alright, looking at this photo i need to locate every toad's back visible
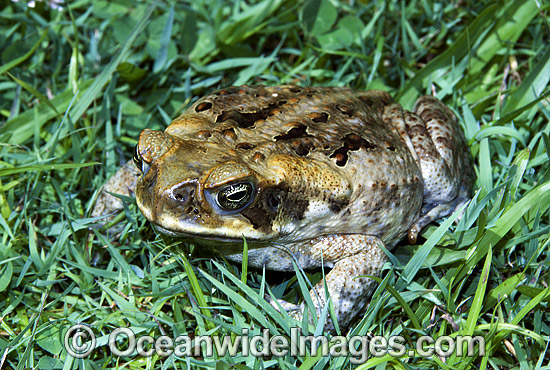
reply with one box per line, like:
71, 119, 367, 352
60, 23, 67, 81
164, 85, 424, 245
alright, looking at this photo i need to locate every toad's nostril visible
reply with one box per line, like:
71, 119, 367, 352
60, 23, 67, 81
174, 193, 186, 202
170, 184, 195, 204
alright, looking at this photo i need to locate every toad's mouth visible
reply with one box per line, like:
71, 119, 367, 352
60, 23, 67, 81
150, 221, 278, 245
151, 223, 279, 255
153, 223, 245, 242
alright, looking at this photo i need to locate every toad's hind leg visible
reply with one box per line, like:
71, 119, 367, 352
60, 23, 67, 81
274, 234, 388, 333
387, 97, 472, 243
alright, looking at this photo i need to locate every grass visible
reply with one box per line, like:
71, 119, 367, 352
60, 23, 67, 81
0, 0, 549, 368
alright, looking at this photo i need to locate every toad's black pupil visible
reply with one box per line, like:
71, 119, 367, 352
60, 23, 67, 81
228, 190, 246, 201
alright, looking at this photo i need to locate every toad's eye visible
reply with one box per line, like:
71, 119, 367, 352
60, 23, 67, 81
215, 182, 254, 212
133, 144, 150, 174
133, 144, 143, 171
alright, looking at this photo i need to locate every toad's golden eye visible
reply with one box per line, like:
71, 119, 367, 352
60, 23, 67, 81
133, 144, 143, 171
216, 182, 254, 211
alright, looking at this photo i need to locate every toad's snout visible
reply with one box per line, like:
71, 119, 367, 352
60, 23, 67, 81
166, 181, 203, 217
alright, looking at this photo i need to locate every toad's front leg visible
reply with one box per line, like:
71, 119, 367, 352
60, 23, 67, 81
276, 234, 388, 332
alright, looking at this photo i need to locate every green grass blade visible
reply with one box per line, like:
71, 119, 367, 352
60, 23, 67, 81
454, 180, 550, 289
509, 286, 550, 327
483, 273, 526, 313
179, 252, 213, 326
450, 246, 492, 364
0, 162, 99, 177
476, 323, 546, 346
396, 4, 497, 104
469, 0, 537, 75
241, 238, 248, 286
6, 72, 58, 115
67, 3, 156, 124
3, 79, 93, 145
199, 263, 279, 333
153, 4, 174, 73
369, 276, 421, 330
395, 202, 466, 290
502, 47, 550, 116
0, 28, 48, 75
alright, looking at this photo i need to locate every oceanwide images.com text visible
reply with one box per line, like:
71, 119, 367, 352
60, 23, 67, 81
65, 325, 486, 363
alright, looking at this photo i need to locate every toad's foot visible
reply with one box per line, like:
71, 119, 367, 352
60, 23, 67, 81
270, 234, 388, 333
91, 160, 140, 220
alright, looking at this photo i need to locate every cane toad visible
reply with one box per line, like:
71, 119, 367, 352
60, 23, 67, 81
93, 85, 473, 332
